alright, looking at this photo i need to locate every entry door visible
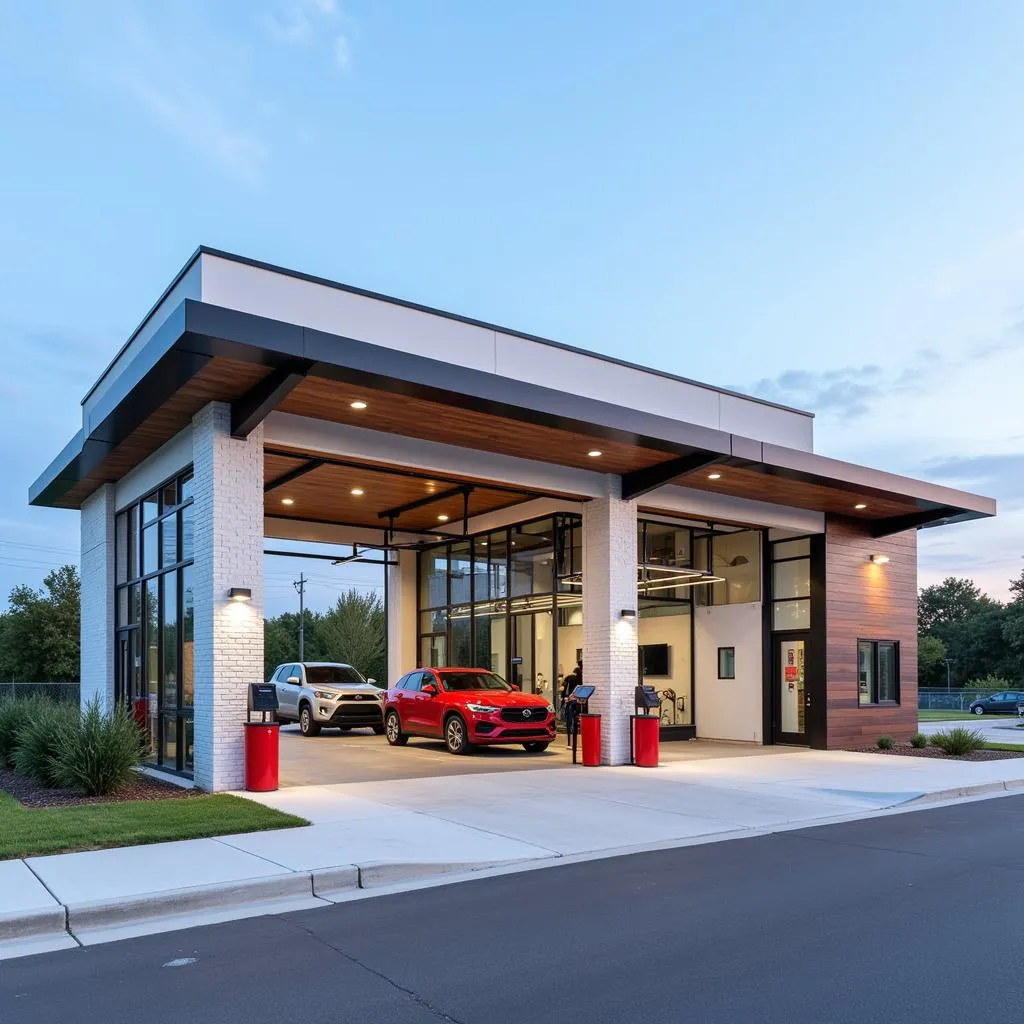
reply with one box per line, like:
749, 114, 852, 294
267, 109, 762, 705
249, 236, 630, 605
774, 635, 809, 744
511, 612, 553, 700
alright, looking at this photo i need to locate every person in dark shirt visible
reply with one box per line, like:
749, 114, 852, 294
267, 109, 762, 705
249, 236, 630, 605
561, 660, 582, 703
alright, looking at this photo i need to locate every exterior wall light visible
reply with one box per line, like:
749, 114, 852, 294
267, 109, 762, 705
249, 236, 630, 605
620, 608, 637, 619
228, 587, 253, 601
869, 554, 890, 565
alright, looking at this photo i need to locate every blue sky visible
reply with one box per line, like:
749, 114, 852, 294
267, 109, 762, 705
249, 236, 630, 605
1, 0, 1022, 615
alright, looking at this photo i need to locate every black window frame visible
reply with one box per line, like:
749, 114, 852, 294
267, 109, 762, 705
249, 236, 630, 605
114, 467, 195, 777
857, 639, 900, 707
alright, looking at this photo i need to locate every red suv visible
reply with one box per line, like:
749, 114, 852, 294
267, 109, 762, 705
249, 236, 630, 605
384, 668, 556, 755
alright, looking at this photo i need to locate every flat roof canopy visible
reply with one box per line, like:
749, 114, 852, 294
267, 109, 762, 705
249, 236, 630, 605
32, 250, 995, 539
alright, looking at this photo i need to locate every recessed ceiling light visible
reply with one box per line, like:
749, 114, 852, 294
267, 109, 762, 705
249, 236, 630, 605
280, 497, 294, 506
351, 488, 364, 496
708, 472, 722, 480
350, 400, 368, 410
437, 514, 449, 522
854, 503, 867, 510
587, 450, 603, 458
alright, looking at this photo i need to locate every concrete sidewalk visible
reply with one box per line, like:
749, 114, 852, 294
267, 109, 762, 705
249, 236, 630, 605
5, 748, 1024, 961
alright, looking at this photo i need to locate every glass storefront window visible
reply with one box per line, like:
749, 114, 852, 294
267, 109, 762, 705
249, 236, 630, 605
773, 537, 810, 560
710, 531, 760, 605
115, 468, 195, 775
181, 566, 194, 708
115, 512, 128, 585
160, 516, 178, 569
162, 572, 178, 707
420, 634, 447, 669
419, 549, 448, 609
510, 521, 554, 597
142, 491, 159, 524
773, 599, 811, 631
181, 505, 194, 561
773, 558, 810, 600
449, 541, 472, 605
142, 522, 158, 575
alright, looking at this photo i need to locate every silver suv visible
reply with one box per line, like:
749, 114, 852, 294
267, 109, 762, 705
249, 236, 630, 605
270, 662, 385, 737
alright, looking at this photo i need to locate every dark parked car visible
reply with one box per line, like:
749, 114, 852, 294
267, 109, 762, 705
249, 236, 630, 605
968, 691, 1024, 715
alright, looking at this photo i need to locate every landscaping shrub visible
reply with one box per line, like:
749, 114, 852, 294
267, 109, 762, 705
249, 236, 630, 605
52, 698, 145, 796
0, 696, 51, 769
12, 700, 79, 786
877, 735, 895, 750
910, 732, 928, 749
930, 726, 986, 757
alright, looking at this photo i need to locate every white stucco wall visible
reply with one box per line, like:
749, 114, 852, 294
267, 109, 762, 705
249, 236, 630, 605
694, 602, 763, 743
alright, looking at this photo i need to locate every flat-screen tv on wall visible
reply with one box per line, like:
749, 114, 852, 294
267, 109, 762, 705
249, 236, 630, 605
641, 643, 670, 677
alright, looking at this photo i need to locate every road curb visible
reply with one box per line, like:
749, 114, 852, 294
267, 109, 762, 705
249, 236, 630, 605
65, 873, 324, 945
902, 778, 1024, 806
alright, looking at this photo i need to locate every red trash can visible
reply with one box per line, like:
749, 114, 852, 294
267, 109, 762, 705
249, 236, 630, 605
580, 714, 601, 766
632, 715, 660, 767
131, 696, 148, 732
244, 722, 280, 792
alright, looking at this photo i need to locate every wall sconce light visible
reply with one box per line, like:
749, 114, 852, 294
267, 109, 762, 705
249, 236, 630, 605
620, 608, 637, 619
868, 554, 890, 565
228, 587, 252, 602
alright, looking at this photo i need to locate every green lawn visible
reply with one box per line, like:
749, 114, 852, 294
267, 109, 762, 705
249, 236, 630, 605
984, 742, 1024, 752
0, 792, 306, 860
918, 709, 982, 721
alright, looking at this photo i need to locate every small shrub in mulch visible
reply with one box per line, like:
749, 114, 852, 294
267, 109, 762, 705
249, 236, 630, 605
849, 744, 1024, 761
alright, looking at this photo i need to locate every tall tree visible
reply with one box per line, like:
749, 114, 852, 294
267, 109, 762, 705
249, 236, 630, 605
317, 590, 386, 684
917, 634, 947, 688
0, 566, 81, 682
918, 577, 995, 633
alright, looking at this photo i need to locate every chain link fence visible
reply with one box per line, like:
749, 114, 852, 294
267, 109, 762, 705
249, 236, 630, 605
0, 682, 80, 704
918, 687, 1009, 711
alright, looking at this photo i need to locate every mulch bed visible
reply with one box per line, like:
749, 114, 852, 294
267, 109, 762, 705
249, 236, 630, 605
849, 745, 1024, 761
0, 767, 201, 808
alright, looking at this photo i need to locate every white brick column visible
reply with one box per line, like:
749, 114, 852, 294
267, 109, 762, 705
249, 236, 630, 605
387, 549, 418, 683
192, 403, 264, 792
80, 483, 116, 712
582, 476, 638, 765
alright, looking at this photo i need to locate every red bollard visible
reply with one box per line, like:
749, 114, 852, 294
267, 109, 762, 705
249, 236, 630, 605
244, 722, 280, 791
632, 715, 660, 767
580, 714, 601, 766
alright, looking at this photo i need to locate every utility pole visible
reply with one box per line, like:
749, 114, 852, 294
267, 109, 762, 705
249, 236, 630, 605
945, 658, 952, 693
294, 574, 306, 661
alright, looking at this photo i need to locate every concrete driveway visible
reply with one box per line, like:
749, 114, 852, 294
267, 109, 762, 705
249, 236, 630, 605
278, 724, 792, 786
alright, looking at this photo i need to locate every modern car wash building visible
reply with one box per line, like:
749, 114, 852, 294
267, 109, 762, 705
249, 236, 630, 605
30, 248, 996, 790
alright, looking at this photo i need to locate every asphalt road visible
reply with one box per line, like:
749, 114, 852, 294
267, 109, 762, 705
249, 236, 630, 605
5, 795, 1024, 1023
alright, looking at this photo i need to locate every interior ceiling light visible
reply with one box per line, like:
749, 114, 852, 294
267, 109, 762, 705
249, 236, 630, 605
708, 472, 722, 480
350, 400, 368, 410
437, 514, 449, 522
587, 450, 603, 458
280, 497, 294, 506
351, 488, 364, 496
854, 503, 867, 510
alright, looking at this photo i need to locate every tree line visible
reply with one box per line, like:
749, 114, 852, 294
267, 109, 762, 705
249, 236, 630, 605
918, 570, 1024, 688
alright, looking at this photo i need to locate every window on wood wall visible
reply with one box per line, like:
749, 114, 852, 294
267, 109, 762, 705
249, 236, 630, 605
858, 640, 899, 705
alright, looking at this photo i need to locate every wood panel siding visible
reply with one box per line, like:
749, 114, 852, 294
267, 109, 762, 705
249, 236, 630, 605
59, 359, 272, 508
696, 466, 921, 520
278, 378, 674, 474
263, 451, 540, 532
824, 517, 918, 747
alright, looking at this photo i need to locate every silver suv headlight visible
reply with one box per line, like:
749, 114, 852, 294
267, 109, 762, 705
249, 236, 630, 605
312, 689, 340, 700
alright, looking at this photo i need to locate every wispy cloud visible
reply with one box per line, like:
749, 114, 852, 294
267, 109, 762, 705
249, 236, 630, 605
263, 0, 353, 71
739, 320, 1024, 421
78, 8, 271, 186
